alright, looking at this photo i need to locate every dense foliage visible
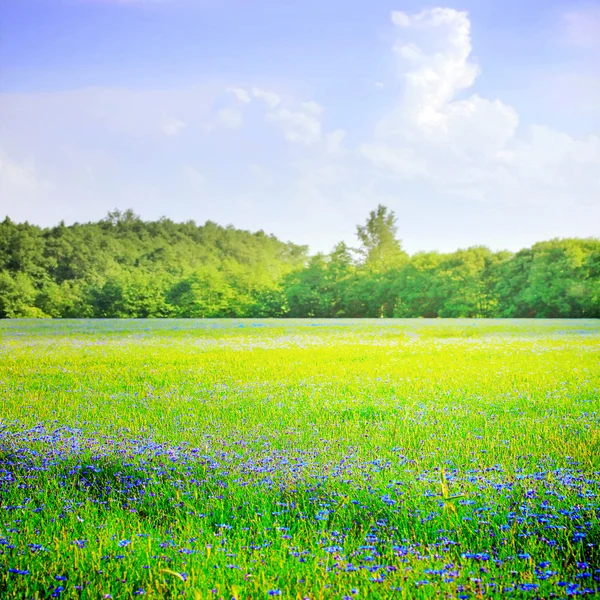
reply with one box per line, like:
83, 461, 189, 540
1, 207, 598, 318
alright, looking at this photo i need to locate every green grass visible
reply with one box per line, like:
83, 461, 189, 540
1, 319, 599, 599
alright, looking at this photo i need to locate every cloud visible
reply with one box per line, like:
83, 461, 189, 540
266, 108, 322, 145
228, 87, 251, 104
162, 118, 186, 136
381, 7, 519, 155
391, 8, 480, 116
357, 7, 599, 209
301, 100, 324, 115
251, 87, 282, 109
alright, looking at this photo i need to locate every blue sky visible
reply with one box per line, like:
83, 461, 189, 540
1, 0, 599, 253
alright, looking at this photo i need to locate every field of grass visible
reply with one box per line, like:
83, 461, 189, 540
1, 319, 599, 599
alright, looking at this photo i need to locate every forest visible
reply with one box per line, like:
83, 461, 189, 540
1, 206, 598, 319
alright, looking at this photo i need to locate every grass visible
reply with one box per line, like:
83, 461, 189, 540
0, 318, 599, 599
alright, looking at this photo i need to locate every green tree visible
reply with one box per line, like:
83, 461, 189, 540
284, 254, 333, 317
431, 247, 506, 318
167, 267, 235, 318
0, 271, 48, 318
0, 209, 598, 319
356, 205, 407, 272
520, 239, 600, 318
394, 252, 445, 317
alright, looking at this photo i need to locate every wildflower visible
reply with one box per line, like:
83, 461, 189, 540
519, 583, 539, 591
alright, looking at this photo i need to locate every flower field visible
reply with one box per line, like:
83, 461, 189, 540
1, 319, 599, 599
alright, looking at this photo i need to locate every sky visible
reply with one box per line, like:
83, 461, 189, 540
1, 0, 599, 254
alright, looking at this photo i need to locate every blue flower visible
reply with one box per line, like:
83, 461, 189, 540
519, 583, 539, 592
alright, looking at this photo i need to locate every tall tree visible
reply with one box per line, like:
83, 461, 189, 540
355, 205, 407, 272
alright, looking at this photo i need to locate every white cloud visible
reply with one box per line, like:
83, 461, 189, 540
162, 118, 186, 136
200, 106, 244, 131
228, 87, 251, 104
301, 100, 324, 115
383, 7, 520, 154
251, 87, 282, 109
359, 7, 599, 209
266, 108, 322, 145
392, 8, 479, 112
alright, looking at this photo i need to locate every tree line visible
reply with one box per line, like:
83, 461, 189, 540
1, 206, 598, 319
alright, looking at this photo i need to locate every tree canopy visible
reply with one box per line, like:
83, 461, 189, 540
0, 209, 598, 318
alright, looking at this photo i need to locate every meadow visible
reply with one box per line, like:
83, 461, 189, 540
1, 319, 599, 599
